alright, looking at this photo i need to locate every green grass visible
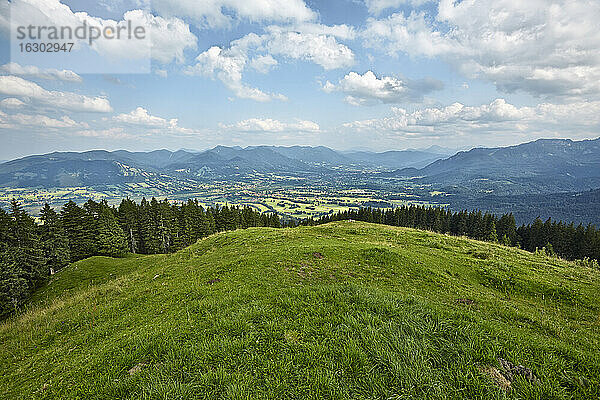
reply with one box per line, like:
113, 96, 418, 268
1, 222, 599, 399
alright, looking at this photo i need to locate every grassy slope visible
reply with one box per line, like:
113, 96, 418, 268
1, 222, 599, 399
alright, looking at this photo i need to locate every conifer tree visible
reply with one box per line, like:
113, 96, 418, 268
0, 209, 29, 317
39, 204, 70, 274
9, 200, 46, 287
0, 253, 28, 318
97, 207, 128, 257
117, 198, 141, 254
61, 201, 96, 261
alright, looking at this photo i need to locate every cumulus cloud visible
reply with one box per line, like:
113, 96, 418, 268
113, 107, 195, 134
186, 28, 354, 101
6, 0, 196, 64
0, 63, 82, 83
0, 76, 112, 112
220, 118, 320, 133
250, 55, 278, 74
0, 108, 88, 129
265, 31, 355, 70
343, 99, 600, 136
123, 9, 197, 64
323, 70, 442, 105
362, 0, 600, 99
186, 45, 286, 102
152, 0, 316, 28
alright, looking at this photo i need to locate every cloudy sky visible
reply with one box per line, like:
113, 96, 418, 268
1, 0, 599, 160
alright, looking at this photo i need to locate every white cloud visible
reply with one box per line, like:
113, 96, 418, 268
114, 107, 175, 127
113, 107, 195, 134
0, 98, 26, 109
186, 28, 354, 101
266, 31, 355, 70
343, 99, 600, 136
0, 63, 82, 83
9, 113, 88, 129
220, 118, 320, 133
154, 69, 168, 78
186, 45, 286, 102
0, 76, 112, 113
362, 0, 600, 99
0, 108, 88, 129
124, 9, 197, 64
152, 0, 316, 28
362, 12, 461, 58
250, 55, 278, 73
5, 1, 196, 65
323, 70, 442, 105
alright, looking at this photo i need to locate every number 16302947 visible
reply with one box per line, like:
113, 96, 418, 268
19, 42, 74, 52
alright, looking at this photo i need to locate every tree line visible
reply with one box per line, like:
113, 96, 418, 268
3, 200, 598, 318
0, 198, 280, 318
303, 206, 600, 263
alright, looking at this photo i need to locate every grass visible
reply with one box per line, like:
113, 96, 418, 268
1, 222, 599, 399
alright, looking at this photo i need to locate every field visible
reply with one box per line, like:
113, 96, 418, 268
1, 222, 598, 399
0, 174, 445, 220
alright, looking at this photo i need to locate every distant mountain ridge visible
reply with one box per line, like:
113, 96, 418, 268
1, 138, 599, 195
395, 137, 600, 194
0, 145, 448, 187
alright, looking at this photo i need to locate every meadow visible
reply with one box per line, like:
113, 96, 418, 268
1, 222, 598, 399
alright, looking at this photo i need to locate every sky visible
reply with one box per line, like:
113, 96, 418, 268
0, 0, 600, 160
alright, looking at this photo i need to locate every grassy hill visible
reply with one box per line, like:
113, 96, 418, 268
1, 222, 599, 399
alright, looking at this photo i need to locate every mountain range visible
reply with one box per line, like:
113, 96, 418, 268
395, 137, 600, 194
0, 145, 448, 187
1, 138, 599, 196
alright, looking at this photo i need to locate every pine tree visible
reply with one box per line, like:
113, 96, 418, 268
0, 253, 29, 318
0, 209, 29, 317
61, 201, 96, 261
9, 200, 46, 287
97, 207, 128, 257
117, 198, 141, 254
39, 204, 70, 274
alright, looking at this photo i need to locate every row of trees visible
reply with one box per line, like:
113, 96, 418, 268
0, 198, 280, 318
305, 206, 600, 262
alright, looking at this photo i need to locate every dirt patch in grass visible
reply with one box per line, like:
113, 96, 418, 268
479, 365, 512, 391
128, 362, 147, 376
479, 358, 538, 391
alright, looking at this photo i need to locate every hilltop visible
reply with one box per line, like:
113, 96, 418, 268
1, 222, 599, 399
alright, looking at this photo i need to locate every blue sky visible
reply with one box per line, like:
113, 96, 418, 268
1, 0, 599, 160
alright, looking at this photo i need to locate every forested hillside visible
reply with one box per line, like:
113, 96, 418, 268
0, 199, 279, 318
396, 137, 600, 195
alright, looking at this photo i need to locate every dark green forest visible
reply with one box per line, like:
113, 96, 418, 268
305, 206, 600, 265
0, 198, 280, 318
